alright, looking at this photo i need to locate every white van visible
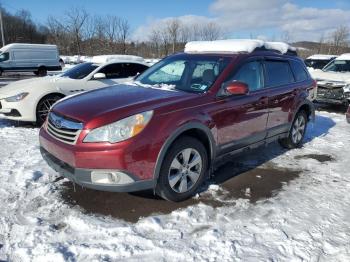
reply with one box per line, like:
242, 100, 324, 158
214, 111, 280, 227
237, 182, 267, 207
0, 43, 61, 76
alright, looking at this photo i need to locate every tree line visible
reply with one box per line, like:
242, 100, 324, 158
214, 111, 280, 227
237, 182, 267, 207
1, 5, 349, 58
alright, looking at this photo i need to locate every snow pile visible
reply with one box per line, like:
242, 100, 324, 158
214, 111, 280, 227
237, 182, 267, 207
265, 41, 296, 53
126, 80, 177, 91
91, 55, 145, 64
307, 54, 338, 60
185, 39, 296, 54
0, 111, 350, 261
145, 58, 161, 66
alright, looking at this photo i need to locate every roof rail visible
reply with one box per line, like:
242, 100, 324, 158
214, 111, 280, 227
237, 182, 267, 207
253, 46, 298, 56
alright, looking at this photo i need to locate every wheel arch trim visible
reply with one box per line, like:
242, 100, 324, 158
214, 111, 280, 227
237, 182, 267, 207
152, 122, 216, 188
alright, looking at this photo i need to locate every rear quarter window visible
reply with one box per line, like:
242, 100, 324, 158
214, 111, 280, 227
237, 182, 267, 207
264, 60, 294, 87
290, 60, 309, 82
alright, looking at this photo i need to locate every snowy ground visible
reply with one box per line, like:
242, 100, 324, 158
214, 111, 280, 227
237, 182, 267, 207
0, 109, 349, 261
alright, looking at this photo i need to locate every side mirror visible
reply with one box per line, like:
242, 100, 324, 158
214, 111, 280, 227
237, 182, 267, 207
223, 81, 249, 96
92, 73, 106, 80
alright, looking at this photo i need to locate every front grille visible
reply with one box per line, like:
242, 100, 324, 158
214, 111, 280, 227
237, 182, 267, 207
47, 112, 83, 145
317, 86, 344, 100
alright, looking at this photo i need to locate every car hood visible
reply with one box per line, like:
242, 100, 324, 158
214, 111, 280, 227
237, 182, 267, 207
310, 70, 350, 84
0, 75, 75, 97
52, 83, 194, 128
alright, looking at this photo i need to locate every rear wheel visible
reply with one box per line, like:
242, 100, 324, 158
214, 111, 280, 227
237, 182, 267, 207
36, 94, 63, 126
156, 136, 208, 202
37, 67, 47, 77
279, 110, 308, 149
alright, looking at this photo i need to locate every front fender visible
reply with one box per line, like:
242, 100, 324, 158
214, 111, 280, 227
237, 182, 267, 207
151, 116, 217, 186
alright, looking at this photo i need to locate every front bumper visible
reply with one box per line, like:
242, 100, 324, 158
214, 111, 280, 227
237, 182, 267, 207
41, 147, 154, 192
316, 86, 350, 105
0, 99, 36, 122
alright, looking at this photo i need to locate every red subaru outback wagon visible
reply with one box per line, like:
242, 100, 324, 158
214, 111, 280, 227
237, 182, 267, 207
40, 40, 315, 201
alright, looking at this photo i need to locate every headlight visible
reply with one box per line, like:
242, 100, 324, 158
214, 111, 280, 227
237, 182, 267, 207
83, 110, 153, 143
5, 92, 29, 102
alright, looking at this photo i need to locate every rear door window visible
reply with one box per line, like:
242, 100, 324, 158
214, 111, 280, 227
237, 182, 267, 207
264, 60, 295, 87
290, 60, 309, 82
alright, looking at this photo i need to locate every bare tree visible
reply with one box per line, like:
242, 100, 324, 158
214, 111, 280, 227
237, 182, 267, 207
64, 8, 88, 55
200, 22, 222, 41
281, 31, 292, 43
166, 18, 181, 53
330, 26, 350, 54
149, 28, 162, 57
117, 18, 130, 54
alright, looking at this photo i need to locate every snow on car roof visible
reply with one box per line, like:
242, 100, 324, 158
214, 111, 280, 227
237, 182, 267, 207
307, 54, 338, 60
91, 55, 145, 64
184, 39, 296, 54
335, 53, 350, 61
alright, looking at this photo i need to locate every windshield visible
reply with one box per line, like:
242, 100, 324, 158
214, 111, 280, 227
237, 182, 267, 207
61, 62, 99, 79
136, 54, 231, 93
323, 60, 350, 72
0, 52, 9, 62
305, 59, 332, 70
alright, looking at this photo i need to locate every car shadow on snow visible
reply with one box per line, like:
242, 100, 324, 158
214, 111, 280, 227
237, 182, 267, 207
58, 113, 335, 223
0, 119, 37, 128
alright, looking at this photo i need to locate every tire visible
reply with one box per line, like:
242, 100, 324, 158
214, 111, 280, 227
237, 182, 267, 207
37, 67, 47, 77
279, 110, 308, 149
34, 71, 39, 76
156, 136, 208, 202
36, 94, 64, 126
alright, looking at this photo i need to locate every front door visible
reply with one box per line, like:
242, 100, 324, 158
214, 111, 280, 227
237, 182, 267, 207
85, 63, 125, 90
212, 60, 269, 154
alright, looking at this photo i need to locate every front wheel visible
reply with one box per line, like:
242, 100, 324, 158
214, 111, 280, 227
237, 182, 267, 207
156, 136, 208, 202
36, 95, 63, 126
279, 110, 308, 149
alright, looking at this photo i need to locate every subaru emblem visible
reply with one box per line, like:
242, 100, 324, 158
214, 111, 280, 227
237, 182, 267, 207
54, 119, 62, 128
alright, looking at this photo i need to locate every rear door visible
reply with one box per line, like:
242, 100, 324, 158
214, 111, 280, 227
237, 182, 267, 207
263, 58, 297, 137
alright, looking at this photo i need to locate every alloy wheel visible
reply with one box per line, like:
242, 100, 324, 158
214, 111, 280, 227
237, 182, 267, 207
168, 148, 203, 193
291, 114, 306, 144
37, 98, 59, 123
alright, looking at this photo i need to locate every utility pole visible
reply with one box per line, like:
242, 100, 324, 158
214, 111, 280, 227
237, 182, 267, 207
0, 9, 5, 47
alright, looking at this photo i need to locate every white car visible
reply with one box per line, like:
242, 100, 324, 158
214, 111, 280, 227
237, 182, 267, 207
0, 58, 149, 124
309, 53, 350, 106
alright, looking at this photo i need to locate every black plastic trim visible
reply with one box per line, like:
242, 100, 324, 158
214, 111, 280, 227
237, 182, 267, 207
152, 122, 216, 185
40, 147, 154, 192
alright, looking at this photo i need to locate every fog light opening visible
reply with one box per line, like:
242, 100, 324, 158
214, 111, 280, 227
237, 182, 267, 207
108, 172, 120, 183
91, 171, 121, 185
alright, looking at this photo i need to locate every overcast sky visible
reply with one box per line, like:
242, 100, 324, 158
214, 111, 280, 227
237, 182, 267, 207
2, 0, 350, 42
